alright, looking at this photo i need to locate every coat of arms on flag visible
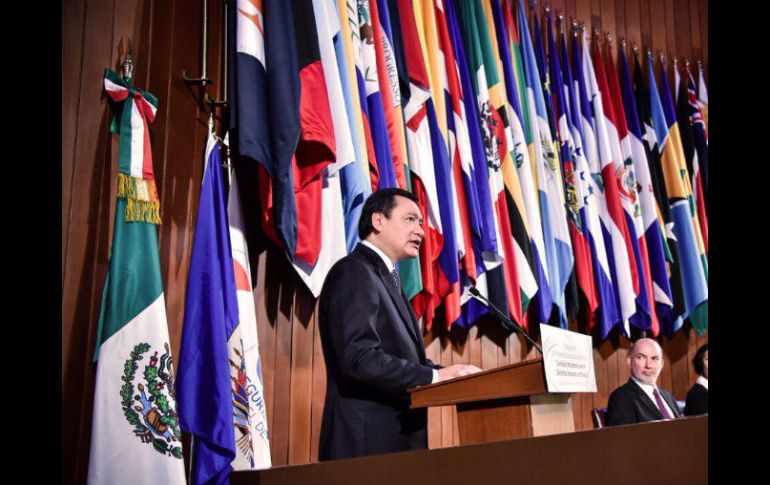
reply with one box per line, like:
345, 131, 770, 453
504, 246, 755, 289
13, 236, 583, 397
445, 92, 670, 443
120, 342, 183, 458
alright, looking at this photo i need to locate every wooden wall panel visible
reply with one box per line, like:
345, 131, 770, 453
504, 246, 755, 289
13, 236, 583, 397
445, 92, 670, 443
624, 0, 641, 48
310, 302, 327, 463
63, 1, 709, 481
688, 0, 701, 62
639, 0, 652, 52
61, 0, 86, 285
158, 0, 207, 362
698, 0, 707, 75
673, 0, 691, 62
649, 0, 667, 55
663, 0, 676, 61
288, 285, 317, 464
440, 329, 456, 447
270, 262, 298, 465
425, 324, 442, 449
601, 0, 617, 41
62, 0, 118, 482
576, 0, 591, 31
614, 0, 625, 44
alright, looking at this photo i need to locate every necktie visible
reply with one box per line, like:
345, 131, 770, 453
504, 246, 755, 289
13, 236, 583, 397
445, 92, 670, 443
389, 268, 401, 290
653, 388, 673, 419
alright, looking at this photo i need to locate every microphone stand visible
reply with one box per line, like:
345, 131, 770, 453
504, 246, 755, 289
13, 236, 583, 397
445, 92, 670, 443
469, 287, 543, 355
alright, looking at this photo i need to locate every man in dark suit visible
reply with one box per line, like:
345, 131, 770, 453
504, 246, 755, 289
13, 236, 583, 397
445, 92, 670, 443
318, 188, 481, 461
685, 343, 708, 415
606, 338, 682, 426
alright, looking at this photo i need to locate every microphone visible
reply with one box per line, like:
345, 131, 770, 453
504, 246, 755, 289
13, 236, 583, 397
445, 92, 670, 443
468, 287, 543, 355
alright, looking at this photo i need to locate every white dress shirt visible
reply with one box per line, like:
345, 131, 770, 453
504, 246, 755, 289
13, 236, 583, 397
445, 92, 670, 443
631, 376, 676, 417
696, 375, 708, 390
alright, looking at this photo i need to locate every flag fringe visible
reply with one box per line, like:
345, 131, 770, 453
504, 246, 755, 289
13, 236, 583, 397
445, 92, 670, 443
117, 173, 162, 224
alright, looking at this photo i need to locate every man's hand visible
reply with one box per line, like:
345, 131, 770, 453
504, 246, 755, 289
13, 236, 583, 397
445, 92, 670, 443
436, 364, 483, 382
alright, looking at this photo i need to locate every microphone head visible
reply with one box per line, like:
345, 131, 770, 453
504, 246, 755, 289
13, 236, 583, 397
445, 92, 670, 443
469, 287, 481, 297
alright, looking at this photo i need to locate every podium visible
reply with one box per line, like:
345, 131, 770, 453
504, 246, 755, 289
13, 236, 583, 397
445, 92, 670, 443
408, 358, 574, 445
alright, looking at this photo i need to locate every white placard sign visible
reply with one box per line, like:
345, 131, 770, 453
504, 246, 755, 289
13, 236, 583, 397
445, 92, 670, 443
539, 324, 597, 393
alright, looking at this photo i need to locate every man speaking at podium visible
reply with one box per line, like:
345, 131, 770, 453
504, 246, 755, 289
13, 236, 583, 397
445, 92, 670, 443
318, 189, 480, 461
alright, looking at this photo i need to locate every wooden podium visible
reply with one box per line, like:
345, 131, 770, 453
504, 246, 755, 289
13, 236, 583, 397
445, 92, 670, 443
409, 358, 574, 445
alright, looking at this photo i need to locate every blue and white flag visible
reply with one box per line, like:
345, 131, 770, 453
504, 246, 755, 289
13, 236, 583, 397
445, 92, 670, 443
177, 136, 238, 485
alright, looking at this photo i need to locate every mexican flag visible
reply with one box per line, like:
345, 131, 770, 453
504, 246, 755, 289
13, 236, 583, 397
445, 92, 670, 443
87, 69, 186, 485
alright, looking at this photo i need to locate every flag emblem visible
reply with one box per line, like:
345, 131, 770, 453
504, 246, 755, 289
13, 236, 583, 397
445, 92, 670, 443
229, 343, 256, 466
120, 343, 183, 459
540, 136, 558, 172
480, 100, 505, 170
616, 163, 639, 212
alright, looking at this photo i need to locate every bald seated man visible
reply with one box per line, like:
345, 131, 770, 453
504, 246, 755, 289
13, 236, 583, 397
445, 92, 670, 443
605, 338, 682, 426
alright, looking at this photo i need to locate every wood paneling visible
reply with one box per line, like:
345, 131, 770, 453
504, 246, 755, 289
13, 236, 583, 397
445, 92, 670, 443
61, 0, 86, 286
62, 0, 118, 482
62, 1, 708, 481
698, 0, 707, 75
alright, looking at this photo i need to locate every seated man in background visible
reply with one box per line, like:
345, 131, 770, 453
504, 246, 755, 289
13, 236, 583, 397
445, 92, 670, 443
685, 343, 708, 415
606, 338, 682, 426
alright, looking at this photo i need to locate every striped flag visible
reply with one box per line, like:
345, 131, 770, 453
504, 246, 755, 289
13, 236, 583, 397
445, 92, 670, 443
234, 0, 301, 261
372, 0, 409, 189
330, 0, 374, 253
434, 0, 480, 307
618, 46, 675, 337
415, 0, 465, 327
399, 0, 445, 326
569, 26, 620, 337
601, 41, 656, 334
288, 0, 336, 268
677, 65, 709, 256
633, 52, 686, 336
546, 13, 598, 325
579, 30, 635, 337
697, 62, 708, 212
287, 0, 352, 297
385, 0, 424, 301
484, 0, 541, 327
358, 0, 399, 190
517, 0, 574, 328
445, 0, 500, 326
456, 0, 519, 323
652, 55, 708, 335
474, 0, 539, 327
503, 0, 554, 327
698, 63, 709, 134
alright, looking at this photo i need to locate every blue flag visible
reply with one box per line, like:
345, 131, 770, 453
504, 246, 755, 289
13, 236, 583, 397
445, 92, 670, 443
178, 137, 239, 485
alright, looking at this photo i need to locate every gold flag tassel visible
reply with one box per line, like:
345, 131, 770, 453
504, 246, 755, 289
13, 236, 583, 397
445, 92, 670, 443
116, 172, 162, 225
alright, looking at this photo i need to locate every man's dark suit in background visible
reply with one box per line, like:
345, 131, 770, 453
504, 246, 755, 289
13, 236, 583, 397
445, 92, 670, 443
684, 383, 708, 416
606, 378, 683, 426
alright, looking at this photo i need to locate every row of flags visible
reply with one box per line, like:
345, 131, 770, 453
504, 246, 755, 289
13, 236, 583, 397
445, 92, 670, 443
88, 1, 710, 483
229, 0, 708, 340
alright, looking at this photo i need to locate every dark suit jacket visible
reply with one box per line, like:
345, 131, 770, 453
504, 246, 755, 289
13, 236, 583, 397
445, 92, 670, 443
684, 382, 708, 416
318, 244, 440, 461
605, 378, 682, 426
